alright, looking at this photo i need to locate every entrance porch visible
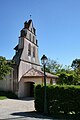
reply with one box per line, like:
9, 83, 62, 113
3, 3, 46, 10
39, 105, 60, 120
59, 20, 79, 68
18, 67, 58, 98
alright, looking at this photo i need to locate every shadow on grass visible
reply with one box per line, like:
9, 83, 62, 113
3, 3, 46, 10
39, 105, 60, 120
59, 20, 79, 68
11, 111, 80, 120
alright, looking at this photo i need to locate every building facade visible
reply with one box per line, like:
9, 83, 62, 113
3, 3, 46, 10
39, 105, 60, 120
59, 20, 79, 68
0, 19, 58, 98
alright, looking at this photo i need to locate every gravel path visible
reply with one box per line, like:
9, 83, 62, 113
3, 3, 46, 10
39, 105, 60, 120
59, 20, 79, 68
0, 98, 55, 120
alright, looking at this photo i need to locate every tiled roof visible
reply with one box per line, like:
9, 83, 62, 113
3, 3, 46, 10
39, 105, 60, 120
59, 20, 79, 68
23, 67, 58, 78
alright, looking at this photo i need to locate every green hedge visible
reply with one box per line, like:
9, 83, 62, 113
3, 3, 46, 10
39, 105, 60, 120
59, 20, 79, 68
34, 84, 80, 114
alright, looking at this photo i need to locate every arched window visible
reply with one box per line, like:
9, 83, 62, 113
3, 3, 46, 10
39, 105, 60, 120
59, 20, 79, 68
28, 44, 31, 56
33, 46, 35, 57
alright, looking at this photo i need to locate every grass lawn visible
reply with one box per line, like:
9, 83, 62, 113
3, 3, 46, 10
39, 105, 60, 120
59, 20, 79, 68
0, 96, 7, 100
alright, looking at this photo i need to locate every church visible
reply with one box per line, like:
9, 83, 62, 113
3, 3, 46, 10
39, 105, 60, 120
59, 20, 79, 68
0, 19, 58, 98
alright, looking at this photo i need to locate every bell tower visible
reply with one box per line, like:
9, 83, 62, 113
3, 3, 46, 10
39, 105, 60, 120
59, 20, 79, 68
13, 19, 41, 81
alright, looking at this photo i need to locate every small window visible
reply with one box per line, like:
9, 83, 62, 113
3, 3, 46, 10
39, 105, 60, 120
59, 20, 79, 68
29, 33, 31, 41
33, 36, 35, 43
36, 39, 38, 45
28, 44, 31, 56
31, 28, 32, 32
33, 46, 35, 57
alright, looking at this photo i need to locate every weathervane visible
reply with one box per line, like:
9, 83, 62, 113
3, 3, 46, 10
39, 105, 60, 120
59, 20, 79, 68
30, 15, 32, 19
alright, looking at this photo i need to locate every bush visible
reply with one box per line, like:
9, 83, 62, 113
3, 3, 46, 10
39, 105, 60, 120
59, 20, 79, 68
34, 84, 44, 112
0, 91, 18, 99
34, 84, 80, 114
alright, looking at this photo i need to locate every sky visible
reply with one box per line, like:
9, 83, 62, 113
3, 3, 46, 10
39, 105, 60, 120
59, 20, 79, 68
0, 0, 80, 66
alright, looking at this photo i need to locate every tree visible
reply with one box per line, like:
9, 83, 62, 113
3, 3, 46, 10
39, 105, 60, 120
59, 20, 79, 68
71, 58, 80, 73
57, 72, 76, 85
42, 58, 78, 85
71, 59, 80, 84
0, 56, 11, 80
41, 58, 80, 85
42, 58, 62, 74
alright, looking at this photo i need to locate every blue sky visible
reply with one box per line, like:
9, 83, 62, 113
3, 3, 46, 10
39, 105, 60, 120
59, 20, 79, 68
0, 0, 80, 66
